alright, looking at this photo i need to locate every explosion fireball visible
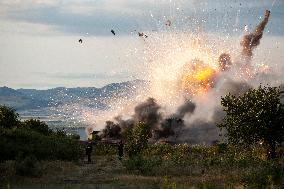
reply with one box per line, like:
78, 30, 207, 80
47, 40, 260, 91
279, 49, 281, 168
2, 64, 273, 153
77, 7, 280, 144
180, 59, 217, 96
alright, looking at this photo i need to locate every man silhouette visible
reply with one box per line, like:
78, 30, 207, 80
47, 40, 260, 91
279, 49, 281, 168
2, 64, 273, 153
85, 140, 93, 163
118, 140, 124, 160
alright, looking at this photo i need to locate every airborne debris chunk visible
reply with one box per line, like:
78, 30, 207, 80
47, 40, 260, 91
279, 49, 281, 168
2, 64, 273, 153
138, 32, 148, 38
111, 29, 116, 35
78, 39, 83, 43
241, 10, 270, 58
165, 20, 172, 26
218, 53, 232, 71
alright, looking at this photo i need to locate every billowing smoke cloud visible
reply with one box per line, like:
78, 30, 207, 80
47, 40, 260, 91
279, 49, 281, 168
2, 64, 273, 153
98, 10, 276, 145
101, 121, 121, 138
85, 125, 93, 139
154, 100, 196, 140
177, 10, 271, 144
174, 100, 196, 118
133, 98, 162, 128
218, 79, 252, 96
241, 10, 270, 59
101, 98, 162, 139
178, 120, 220, 145
101, 98, 197, 141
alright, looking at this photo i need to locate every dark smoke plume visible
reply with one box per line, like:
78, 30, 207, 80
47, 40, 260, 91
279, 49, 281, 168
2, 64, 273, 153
100, 10, 274, 144
153, 100, 195, 139
174, 100, 196, 118
101, 98, 162, 139
101, 121, 121, 138
101, 98, 197, 140
178, 120, 220, 145
241, 10, 270, 58
219, 79, 252, 96
133, 98, 162, 128
155, 118, 185, 139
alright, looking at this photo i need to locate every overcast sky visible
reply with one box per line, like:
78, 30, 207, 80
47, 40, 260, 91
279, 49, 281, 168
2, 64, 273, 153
0, 0, 283, 89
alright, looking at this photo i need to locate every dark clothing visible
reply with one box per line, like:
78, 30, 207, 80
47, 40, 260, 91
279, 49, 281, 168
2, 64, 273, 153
118, 143, 124, 160
85, 142, 93, 163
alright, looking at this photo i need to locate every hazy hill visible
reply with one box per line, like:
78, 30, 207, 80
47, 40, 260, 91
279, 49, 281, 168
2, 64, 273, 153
0, 80, 147, 111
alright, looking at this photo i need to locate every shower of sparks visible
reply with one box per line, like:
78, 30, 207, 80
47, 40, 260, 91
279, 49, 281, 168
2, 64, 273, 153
50, 1, 277, 133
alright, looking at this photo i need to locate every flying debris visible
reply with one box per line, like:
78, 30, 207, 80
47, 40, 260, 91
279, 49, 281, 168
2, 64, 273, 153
78, 39, 83, 43
244, 25, 249, 32
165, 20, 172, 26
111, 29, 116, 35
218, 53, 232, 71
138, 32, 148, 38
93, 8, 276, 145
241, 10, 270, 58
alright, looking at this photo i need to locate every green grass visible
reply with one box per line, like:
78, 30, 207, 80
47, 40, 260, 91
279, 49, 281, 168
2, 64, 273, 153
1, 145, 284, 189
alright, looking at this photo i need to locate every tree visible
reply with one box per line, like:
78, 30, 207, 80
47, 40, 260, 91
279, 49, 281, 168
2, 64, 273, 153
23, 119, 52, 136
125, 122, 151, 157
0, 105, 20, 129
217, 85, 284, 159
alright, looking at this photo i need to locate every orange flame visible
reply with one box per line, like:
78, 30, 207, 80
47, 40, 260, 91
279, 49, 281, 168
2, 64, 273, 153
180, 60, 218, 96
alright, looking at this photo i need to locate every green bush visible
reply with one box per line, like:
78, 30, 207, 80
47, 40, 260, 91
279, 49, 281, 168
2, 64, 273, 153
15, 155, 42, 177
123, 155, 162, 174
22, 119, 53, 136
243, 162, 284, 188
0, 105, 20, 129
0, 128, 83, 161
125, 122, 151, 157
0, 106, 84, 162
92, 143, 117, 156
160, 176, 177, 189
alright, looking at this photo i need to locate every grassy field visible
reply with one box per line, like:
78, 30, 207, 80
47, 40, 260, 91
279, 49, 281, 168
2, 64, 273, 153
0, 144, 284, 189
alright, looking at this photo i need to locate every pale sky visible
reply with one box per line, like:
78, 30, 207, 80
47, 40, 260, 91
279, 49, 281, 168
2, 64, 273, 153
0, 0, 283, 89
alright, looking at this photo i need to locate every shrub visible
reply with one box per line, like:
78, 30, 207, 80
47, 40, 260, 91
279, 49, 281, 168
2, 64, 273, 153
243, 162, 284, 188
0, 105, 20, 129
125, 122, 151, 157
0, 128, 83, 161
218, 85, 284, 159
15, 155, 42, 177
92, 143, 117, 156
22, 119, 52, 136
123, 155, 162, 174
160, 176, 177, 189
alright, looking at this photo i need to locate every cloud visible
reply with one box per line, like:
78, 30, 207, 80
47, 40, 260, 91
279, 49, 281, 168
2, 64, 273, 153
33, 71, 134, 80
0, 0, 283, 36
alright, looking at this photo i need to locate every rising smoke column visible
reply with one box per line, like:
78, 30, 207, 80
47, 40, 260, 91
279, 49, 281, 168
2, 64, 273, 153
101, 98, 162, 139
174, 100, 196, 119
241, 10, 270, 59
101, 98, 197, 141
154, 100, 196, 140
99, 9, 275, 144
133, 98, 162, 128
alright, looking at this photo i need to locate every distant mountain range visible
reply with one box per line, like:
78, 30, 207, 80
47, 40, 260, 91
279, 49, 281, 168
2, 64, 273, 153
0, 80, 148, 111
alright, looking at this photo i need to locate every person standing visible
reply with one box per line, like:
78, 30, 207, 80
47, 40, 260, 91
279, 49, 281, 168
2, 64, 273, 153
118, 140, 124, 160
85, 141, 93, 163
